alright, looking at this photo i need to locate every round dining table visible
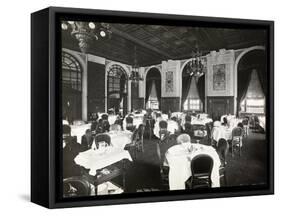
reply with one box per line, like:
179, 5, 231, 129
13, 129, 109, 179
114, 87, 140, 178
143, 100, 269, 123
104, 130, 132, 149
153, 120, 180, 138
165, 143, 221, 190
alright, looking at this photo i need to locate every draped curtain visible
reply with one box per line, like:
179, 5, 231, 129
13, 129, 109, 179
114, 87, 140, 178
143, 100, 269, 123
120, 75, 126, 103
256, 67, 267, 95
237, 69, 252, 116
155, 79, 161, 108
182, 76, 192, 110
145, 79, 153, 105
196, 75, 205, 111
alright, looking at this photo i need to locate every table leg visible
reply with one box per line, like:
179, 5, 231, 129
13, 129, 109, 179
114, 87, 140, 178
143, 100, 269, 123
122, 159, 126, 192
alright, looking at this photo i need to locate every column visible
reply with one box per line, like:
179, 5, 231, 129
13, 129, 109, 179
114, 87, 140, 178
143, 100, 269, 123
82, 55, 88, 121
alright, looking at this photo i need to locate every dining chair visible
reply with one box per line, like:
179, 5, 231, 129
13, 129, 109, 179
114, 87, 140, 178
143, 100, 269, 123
217, 138, 228, 186
231, 127, 244, 157
156, 134, 177, 189
192, 124, 207, 140
188, 154, 214, 189
126, 124, 146, 160
205, 122, 213, 145
95, 133, 111, 149
125, 116, 136, 132
63, 124, 71, 139
63, 176, 91, 198
159, 120, 169, 140
144, 115, 154, 139
242, 118, 249, 137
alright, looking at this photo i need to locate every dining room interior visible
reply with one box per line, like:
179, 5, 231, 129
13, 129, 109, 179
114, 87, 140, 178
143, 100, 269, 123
61, 21, 268, 197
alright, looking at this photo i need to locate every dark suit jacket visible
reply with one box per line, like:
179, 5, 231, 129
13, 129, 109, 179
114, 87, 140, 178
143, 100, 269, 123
81, 135, 94, 151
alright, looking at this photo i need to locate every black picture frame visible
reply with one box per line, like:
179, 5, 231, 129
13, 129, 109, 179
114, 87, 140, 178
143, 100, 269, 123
31, 6, 274, 208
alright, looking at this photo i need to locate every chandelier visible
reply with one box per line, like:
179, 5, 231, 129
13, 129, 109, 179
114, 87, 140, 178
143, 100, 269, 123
186, 43, 205, 78
129, 46, 143, 83
61, 21, 112, 53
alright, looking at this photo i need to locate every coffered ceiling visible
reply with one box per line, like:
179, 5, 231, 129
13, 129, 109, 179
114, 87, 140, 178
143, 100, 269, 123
62, 23, 266, 67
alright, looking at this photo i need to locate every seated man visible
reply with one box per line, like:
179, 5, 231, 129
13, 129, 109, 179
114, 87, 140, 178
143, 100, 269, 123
95, 119, 104, 134
102, 119, 110, 132
90, 113, 99, 134
176, 133, 192, 151
159, 120, 170, 140
81, 129, 94, 151
157, 133, 178, 166
63, 136, 89, 178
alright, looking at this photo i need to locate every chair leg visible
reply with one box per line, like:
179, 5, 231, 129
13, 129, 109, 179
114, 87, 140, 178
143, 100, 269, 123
231, 141, 234, 157
239, 141, 242, 157
224, 170, 227, 186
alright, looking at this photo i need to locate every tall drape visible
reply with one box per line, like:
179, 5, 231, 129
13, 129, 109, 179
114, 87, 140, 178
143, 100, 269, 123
155, 79, 161, 108
237, 69, 252, 116
120, 75, 126, 103
256, 67, 267, 95
145, 80, 153, 104
182, 76, 192, 110
196, 75, 205, 112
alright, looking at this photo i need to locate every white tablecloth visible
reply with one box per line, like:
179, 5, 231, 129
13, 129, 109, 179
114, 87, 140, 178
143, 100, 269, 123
153, 120, 180, 138
191, 117, 213, 125
105, 131, 132, 149
212, 126, 232, 142
165, 143, 221, 190
74, 147, 132, 176
108, 115, 118, 125
258, 116, 266, 131
70, 123, 91, 143
171, 112, 183, 119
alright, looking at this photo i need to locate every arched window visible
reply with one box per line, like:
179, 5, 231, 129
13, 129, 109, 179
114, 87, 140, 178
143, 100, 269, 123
107, 64, 128, 115
237, 49, 266, 115
240, 69, 265, 114
62, 51, 82, 91
107, 64, 127, 96
145, 68, 161, 110
183, 77, 203, 111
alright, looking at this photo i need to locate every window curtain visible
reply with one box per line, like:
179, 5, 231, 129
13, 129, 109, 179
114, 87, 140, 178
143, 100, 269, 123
196, 75, 205, 111
155, 79, 161, 108
256, 67, 267, 95
120, 75, 126, 104
182, 76, 192, 110
237, 69, 252, 116
145, 79, 153, 105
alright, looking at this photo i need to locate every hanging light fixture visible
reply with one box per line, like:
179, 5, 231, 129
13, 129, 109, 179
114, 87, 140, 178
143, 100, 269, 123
129, 46, 143, 84
61, 21, 112, 53
186, 42, 205, 78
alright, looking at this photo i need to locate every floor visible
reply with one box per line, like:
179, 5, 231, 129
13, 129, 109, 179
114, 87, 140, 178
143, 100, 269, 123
113, 129, 268, 192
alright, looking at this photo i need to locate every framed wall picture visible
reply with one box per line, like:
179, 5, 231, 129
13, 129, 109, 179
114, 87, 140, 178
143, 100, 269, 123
31, 7, 274, 208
